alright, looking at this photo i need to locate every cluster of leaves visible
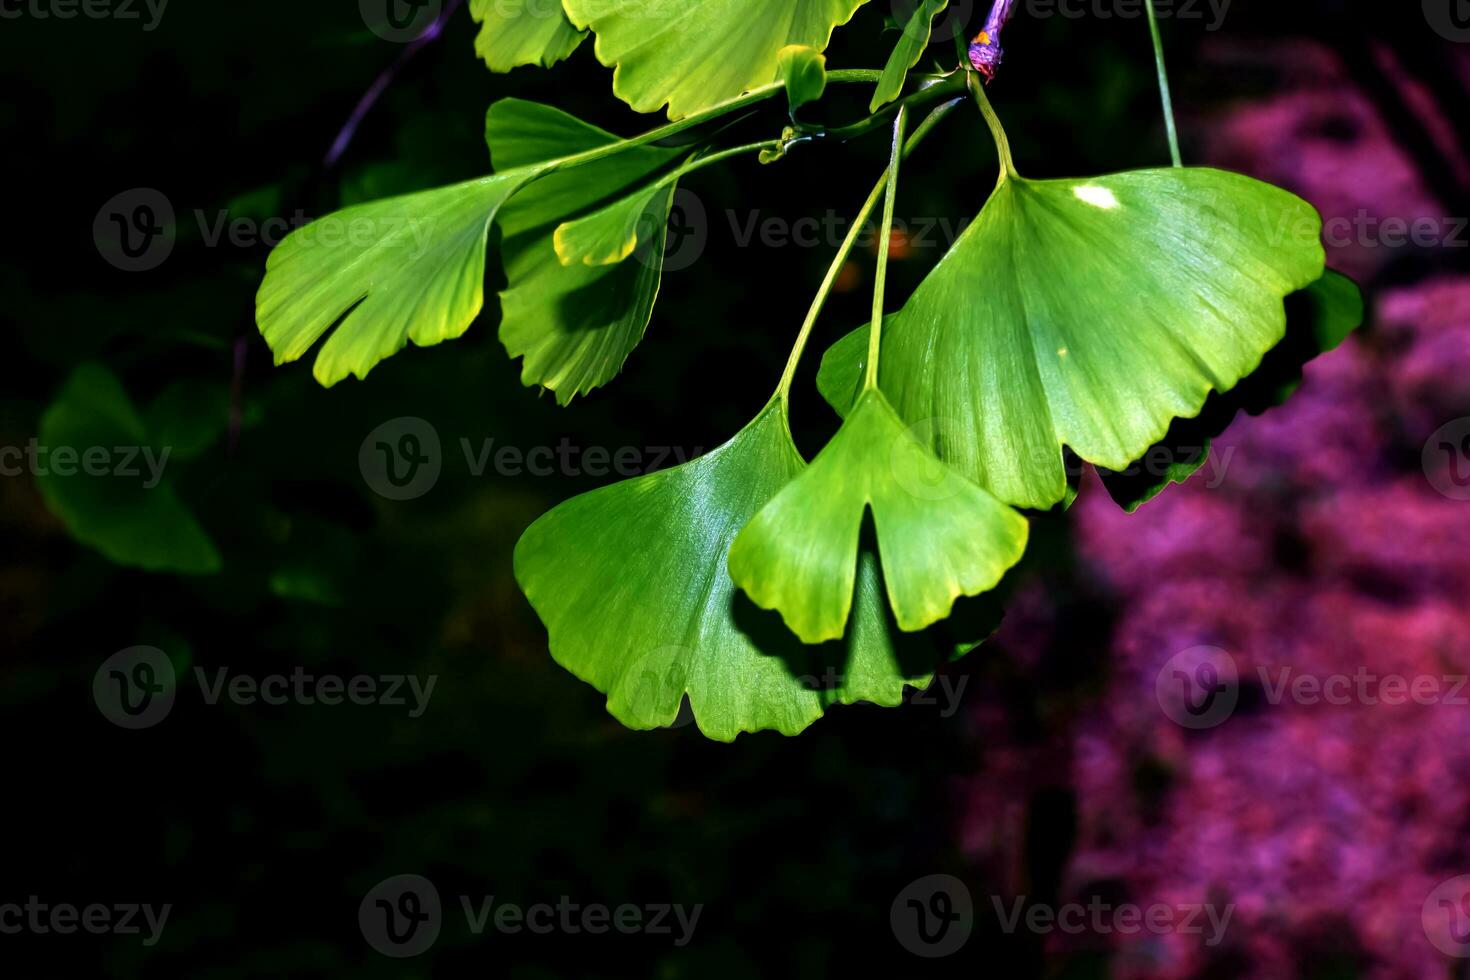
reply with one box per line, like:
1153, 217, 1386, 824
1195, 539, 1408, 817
47, 0, 1360, 742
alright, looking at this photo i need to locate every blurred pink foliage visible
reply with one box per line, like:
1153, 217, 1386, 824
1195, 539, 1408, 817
962, 39, 1470, 979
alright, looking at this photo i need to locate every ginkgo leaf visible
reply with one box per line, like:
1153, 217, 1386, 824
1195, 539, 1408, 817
563, 0, 871, 119
777, 44, 828, 111
816, 167, 1326, 510
1098, 269, 1363, 511
470, 0, 586, 72
729, 389, 1028, 644
515, 398, 951, 741
871, 0, 948, 111
36, 364, 220, 575
553, 179, 670, 266
487, 99, 686, 402
256, 175, 532, 386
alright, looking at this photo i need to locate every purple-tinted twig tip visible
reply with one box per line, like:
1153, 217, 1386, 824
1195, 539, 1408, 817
968, 0, 1016, 83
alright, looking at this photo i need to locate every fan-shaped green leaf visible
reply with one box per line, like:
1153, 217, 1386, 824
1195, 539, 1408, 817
870, 0, 948, 111
470, 0, 586, 71
563, 0, 871, 118
256, 175, 531, 386
488, 99, 686, 402
729, 389, 1028, 644
36, 364, 220, 575
1098, 269, 1363, 511
515, 398, 946, 740
816, 167, 1325, 510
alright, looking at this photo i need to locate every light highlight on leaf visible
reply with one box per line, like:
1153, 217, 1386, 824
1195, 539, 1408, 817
817, 167, 1326, 510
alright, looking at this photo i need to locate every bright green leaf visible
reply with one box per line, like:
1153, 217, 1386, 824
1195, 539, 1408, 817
36, 364, 220, 575
553, 180, 669, 266
515, 398, 945, 741
487, 99, 686, 402
870, 0, 947, 112
256, 175, 531, 386
1098, 270, 1363, 511
777, 44, 827, 112
729, 389, 1028, 644
470, 0, 586, 71
563, 0, 871, 119
816, 167, 1325, 510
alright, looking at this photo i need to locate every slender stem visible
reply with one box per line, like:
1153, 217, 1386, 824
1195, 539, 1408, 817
775, 96, 965, 403
968, 71, 1018, 182
819, 73, 966, 141
865, 106, 907, 392
1145, 0, 1183, 167
540, 70, 939, 177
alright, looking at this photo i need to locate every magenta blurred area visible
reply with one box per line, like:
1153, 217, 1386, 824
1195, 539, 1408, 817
962, 38, 1470, 979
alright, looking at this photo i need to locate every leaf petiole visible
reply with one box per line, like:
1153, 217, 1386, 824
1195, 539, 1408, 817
775, 96, 965, 405
968, 71, 1018, 182
1144, 0, 1183, 167
865, 106, 908, 392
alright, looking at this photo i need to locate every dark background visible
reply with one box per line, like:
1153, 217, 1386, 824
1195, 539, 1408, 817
2, 1, 1467, 976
